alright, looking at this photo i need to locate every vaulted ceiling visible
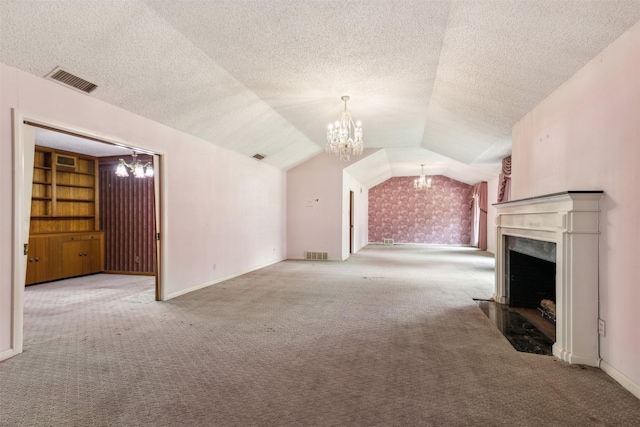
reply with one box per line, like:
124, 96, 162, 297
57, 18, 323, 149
2, 1, 639, 186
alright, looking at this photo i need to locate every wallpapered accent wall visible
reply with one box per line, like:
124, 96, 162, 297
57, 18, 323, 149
368, 176, 472, 244
99, 156, 156, 274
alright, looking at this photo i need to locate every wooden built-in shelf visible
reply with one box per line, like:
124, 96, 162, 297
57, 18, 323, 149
57, 198, 94, 202
27, 146, 103, 284
31, 215, 96, 219
56, 183, 95, 189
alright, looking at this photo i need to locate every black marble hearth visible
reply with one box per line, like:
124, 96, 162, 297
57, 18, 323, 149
475, 300, 553, 355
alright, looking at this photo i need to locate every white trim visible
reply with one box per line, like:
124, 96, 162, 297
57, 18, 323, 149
153, 154, 166, 301
0, 348, 16, 362
600, 360, 640, 400
12, 109, 31, 357
553, 345, 601, 367
166, 258, 286, 300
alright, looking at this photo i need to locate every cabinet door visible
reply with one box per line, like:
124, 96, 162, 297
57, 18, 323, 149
62, 240, 86, 278
26, 238, 46, 285
42, 236, 62, 282
85, 237, 103, 274
26, 236, 62, 284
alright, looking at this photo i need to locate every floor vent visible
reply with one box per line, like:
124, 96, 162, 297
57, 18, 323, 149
45, 67, 98, 93
383, 239, 394, 246
305, 251, 328, 261
252, 153, 266, 160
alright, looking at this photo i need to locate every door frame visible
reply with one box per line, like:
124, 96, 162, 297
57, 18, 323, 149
349, 190, 354, 254
11, 109, 166, 356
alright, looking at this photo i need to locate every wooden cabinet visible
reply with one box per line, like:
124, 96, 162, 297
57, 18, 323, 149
26, 146, 104, 285
61, 234, 104, 278
26, 232, 104, 285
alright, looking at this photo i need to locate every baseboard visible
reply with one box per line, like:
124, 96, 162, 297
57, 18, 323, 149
0, 348, 16, 362
368, 242, 476, 247
104, 270, 155, 276
600, 360, 640, 400
166, 257, 286, 300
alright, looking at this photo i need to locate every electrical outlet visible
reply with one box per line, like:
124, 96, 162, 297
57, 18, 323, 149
212, 263, 216, 271
134, 256, 140, 264
598, 319, 606, 336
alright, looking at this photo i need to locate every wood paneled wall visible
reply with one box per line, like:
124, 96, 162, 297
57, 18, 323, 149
99, 156, 156, 274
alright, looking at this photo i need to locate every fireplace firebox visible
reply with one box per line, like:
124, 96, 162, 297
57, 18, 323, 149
509, 250, 556, 309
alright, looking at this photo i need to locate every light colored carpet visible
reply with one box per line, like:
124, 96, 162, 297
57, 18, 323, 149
1, 245, 639, 426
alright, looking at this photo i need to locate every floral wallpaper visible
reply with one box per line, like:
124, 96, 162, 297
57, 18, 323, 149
368, 176, 472, 244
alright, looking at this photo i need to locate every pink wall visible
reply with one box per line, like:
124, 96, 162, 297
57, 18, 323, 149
0, 63, 287, 357
368, 176, 472, 244
287, 153, 344, 260
512, 21, 640, 392
287, 151, 373, 261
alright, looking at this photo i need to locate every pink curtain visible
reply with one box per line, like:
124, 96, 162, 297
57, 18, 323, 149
471, 182, 488, 250
497, 155, 511, 203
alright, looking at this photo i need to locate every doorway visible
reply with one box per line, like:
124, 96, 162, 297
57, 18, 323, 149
12, 112, 164, 355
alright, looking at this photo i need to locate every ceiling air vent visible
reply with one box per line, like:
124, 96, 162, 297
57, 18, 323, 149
252, 154, 266, 160
45, 67, 97, 94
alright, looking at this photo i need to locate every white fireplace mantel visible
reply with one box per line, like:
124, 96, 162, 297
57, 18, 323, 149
494, 191, 603, 366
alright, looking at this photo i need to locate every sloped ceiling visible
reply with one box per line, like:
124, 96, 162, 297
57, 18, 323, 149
1, 1, 639, 185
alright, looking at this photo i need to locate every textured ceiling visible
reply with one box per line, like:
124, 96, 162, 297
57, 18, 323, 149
34, 128, 134, 158
1, 1, 639, 185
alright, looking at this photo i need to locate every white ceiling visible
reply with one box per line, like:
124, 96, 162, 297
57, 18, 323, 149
34, 128, 134, 157
1, 1, 639, 186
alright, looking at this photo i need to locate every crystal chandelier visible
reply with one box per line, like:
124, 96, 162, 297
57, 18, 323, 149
115, 152, 154, 178
414, 164, 432, 190
326, 95, 363, 162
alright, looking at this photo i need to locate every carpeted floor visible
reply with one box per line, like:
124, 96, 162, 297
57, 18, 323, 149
1, 245, 639, 426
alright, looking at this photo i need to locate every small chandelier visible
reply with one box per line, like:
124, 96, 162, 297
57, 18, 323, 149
326, 95, 363, 162
115, 152, 154, 178
414, 164, 432, 190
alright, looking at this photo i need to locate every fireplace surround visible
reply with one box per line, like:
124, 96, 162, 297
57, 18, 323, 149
494, 191, 603, 366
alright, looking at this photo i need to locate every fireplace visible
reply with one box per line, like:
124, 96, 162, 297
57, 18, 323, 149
494, 191, 603, 366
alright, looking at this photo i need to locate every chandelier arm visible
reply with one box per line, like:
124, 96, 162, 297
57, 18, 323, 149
115, 152, 153, 178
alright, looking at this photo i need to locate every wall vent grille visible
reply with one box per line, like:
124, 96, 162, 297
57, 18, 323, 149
305, 251, 328, 261
46, 67, 97, 93
383, 239, 394, 246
